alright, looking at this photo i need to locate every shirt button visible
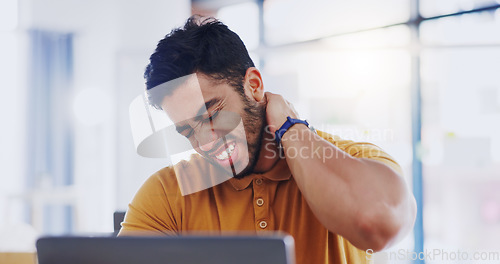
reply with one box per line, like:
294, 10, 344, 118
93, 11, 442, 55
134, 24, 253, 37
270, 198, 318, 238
256, 198, 264, 207
259, 220, 267, 229
255, 178, 263, 185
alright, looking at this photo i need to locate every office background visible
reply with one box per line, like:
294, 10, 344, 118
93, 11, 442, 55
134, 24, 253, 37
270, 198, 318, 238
1, 0, 499, 262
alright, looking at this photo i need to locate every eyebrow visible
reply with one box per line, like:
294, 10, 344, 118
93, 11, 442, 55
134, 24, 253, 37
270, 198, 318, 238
196, 97, 222, 117
175, 97, 223, 134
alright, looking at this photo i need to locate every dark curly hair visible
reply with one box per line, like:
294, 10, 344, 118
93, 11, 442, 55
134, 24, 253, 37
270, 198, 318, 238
144, 15, 255, 109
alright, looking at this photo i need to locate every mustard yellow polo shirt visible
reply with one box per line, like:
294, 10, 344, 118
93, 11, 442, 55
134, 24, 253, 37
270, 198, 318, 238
119, 131, 402, 264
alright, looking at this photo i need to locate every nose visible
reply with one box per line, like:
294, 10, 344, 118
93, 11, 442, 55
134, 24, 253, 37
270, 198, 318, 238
196, 128, 219, 152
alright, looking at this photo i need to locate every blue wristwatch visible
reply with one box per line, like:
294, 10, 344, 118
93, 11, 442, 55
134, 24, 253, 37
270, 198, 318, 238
275, 116, 310, 147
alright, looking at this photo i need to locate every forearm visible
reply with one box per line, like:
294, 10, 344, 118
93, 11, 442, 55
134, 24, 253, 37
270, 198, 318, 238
281, 124, 416, 251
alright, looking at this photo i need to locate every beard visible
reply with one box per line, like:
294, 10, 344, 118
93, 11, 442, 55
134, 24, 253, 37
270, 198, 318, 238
196, 88, 267, 179
230, 95, 266, 179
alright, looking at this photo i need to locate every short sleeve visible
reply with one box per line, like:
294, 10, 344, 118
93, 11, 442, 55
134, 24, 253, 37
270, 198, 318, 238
118, 168, 180, 236
317, 130, 403, 176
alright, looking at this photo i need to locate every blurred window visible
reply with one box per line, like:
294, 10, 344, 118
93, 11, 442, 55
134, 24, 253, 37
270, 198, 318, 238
421, 15, 500, 251
420, 0, 500, 18
421, 10, 500, 46
264, 0, 410, 45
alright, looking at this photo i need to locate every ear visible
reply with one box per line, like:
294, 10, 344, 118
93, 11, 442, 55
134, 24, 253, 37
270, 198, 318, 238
243, 67, 264, 102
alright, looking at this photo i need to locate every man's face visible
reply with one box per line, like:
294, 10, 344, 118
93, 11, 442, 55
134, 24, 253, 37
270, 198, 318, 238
161, 73, 265, 178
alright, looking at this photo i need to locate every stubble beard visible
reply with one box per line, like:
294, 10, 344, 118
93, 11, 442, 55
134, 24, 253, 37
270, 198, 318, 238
231, 96, 266, 179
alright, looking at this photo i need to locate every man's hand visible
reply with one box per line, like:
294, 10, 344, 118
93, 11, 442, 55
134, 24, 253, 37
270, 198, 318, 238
264, 92, 299, 133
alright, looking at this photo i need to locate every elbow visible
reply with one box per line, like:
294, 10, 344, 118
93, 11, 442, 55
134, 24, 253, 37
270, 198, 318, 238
356, 210, 396, 252
356, 197, 417, 252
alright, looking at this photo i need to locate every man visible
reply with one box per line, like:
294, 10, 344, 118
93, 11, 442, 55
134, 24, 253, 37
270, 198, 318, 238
119, 16, 416, 264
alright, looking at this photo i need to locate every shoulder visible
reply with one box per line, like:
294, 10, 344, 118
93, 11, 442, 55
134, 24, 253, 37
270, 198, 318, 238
148, 153, 205, 194
316, 130, 403, 175
150, 153, 220, 197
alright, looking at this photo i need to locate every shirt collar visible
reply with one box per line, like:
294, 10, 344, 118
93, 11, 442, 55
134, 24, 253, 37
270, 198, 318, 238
228, 158, 292, 191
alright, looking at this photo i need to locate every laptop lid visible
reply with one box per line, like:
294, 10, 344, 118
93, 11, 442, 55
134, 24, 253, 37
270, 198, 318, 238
36, 234, 295, 264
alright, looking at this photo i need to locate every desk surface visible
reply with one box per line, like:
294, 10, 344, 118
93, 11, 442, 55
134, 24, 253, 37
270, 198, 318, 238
0, 252, 37, 264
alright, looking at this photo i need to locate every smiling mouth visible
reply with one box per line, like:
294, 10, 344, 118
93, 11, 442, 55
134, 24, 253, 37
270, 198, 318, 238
214, 142, 236, 161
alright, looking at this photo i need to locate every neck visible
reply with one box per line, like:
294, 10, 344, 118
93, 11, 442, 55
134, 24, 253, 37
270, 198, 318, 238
252, 129, 281, 173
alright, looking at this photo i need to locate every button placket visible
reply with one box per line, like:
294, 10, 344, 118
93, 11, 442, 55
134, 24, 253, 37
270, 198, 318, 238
253, 177, 271, 231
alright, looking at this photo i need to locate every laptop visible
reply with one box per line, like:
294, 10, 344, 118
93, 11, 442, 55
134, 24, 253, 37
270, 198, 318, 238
36, 234, 295, 264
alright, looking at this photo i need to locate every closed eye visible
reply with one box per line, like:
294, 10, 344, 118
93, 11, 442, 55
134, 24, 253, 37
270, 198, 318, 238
200, 108, 221, 125
207, 109, 221, 122
176, 107, 223, 139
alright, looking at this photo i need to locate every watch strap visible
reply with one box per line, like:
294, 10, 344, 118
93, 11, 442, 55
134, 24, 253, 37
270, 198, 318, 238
275, 116, 309, 147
